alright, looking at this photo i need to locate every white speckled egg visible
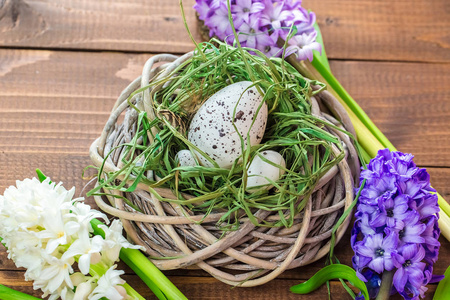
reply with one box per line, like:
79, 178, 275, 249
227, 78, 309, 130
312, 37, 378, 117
176, 150, 197, 167
187, 81, 268, 168
246, 150, 286, 192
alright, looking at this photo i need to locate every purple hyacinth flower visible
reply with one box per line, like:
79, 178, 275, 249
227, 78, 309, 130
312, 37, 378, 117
194, 0, 212, 20
193, 0, 322, 62
359, 174, 397, 206
359, 152, 390, 174
392, 244, 426, 293
421, 216, 440, 263
231, 0, 265, 28
370, 194, 409, 230
260, 0, 294, 40
236, 14, 272, 49
205, 3, 234, 40
413, 169, 436, 192
351, 149, 440, 300
398, 212, 426, 244
355, 232, 397, 273
287, 7, 316, 34
414, 193, 439, 220
358, 212, 377, 235
255, 34, 284, 58
387, 155, 418, 182
285, 31, 321, 62
353, 253, 372, 282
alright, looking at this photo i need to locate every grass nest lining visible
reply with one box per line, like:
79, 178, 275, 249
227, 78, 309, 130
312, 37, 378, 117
89, 40, 361, 287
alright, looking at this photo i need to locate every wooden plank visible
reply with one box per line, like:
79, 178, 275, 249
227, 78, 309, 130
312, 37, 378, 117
0, 270, 439, 300
0, 49, 448, 299
0, 0, 449, 62
0, 50, 448, 172
329, 60, 450, 167
305, 0, 450, 62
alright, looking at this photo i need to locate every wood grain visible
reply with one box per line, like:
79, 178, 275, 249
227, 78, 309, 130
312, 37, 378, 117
0, 49, 448, 181
0, 48, 449, 299
2, 230, 448, 280
0, 0, 449, 62
0, 271, 439, 300
329, 60, 450, 167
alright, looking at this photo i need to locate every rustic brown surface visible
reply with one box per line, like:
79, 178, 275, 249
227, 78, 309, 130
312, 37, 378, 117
1, 270, 438, 300
0, 0, 448, 62
0, 0, 449, 299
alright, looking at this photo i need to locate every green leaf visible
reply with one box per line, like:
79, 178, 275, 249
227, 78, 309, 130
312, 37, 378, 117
290, 264, 369, 300
312, 22, 330, 71
0, 285, 41, 300
433, 265, 450, 300
35, 169, 48, 183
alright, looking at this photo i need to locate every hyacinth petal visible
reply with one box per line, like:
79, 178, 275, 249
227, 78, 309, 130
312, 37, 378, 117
402, 235, 426, 244
423, 235, 440, 247
356, 244, 375, 258
359, 256, 372, 268
250, 2, 265, 13
391, 251, 404, 268
370, 214, 386, 227
402, 223, 426, 243
78, 254, 91, 275
412, 245, 426, 262
408, 267, 425, 287
64, 221, 81, 236
394, 267, 407, 292
384, 257, 395, 271
368, 257, 385, 274
401, 244, 419, 260
356, 270, 368, 282
305, 46, 314, 62
382, 232, 397, 249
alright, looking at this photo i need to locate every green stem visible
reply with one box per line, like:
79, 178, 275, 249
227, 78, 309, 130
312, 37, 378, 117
0, 285, 40, 300
91, 219, 187, 300
375, 270, 394, 300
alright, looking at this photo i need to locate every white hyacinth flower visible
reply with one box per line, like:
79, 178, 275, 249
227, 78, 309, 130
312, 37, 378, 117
100, 219, 144, 264
62, 232, 104, 274
0, 177, 140, 300
68, 201, 109, 231
90, 266, 127, 300
34, 255, 75, 295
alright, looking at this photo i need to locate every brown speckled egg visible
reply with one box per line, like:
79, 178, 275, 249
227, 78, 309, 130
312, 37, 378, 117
246, 150, 286, 193
176, 150, 197, 167
187, 81, 268, 168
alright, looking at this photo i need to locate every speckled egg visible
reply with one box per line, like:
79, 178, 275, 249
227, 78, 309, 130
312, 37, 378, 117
176, 150, 197, 167
187, 81, 268, 168
246, 150, 286, 192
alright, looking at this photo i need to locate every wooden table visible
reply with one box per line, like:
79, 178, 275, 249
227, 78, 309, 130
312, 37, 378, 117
0, 0, 449, 299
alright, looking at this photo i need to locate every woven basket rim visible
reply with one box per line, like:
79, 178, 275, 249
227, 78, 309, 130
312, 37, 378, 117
89, 51, 359, 287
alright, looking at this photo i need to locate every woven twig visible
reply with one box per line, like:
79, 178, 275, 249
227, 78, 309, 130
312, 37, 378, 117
89, 53, 360, 287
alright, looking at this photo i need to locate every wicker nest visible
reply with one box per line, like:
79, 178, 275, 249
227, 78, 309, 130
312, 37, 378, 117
89, 52, 360, 287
